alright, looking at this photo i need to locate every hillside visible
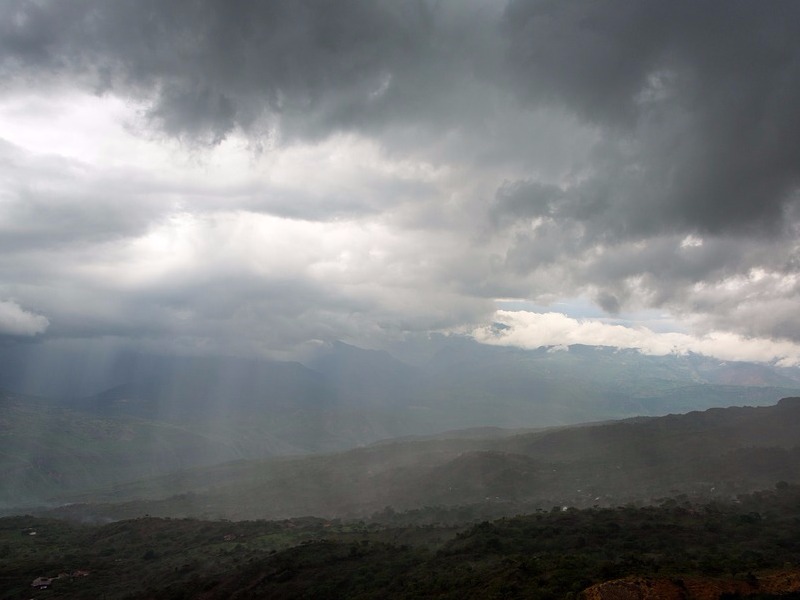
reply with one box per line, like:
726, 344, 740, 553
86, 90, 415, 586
32, 398, 800, 523
0, 391, 243, 508
4, 485, 800, 599
5, 341, 800, 509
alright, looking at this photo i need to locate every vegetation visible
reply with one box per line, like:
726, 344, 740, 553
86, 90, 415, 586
3, 484, 800, 599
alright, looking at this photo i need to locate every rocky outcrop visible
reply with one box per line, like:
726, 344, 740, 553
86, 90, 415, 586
581, 570, 800, 600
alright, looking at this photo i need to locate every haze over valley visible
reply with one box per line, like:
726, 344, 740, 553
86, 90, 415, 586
3, 337, 800, 511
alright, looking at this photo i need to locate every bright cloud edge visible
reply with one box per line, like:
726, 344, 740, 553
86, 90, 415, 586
472, 310, 800, 368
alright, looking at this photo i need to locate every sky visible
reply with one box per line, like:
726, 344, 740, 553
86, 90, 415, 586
1, 0, 800, 365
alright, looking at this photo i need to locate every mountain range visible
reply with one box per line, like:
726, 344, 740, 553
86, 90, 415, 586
13, 397, 800, 524
2, 337, 800, 509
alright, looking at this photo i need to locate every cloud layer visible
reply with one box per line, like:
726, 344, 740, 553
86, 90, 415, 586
1, 0, 799, 360
0, 300, 48, 337
474, 311, 800, 367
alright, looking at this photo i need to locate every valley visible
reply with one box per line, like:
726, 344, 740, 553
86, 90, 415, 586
3, 339, 800, 510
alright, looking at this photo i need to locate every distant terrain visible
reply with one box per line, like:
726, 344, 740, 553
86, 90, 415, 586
10, 397, 800, 523
2, 338, 800, 509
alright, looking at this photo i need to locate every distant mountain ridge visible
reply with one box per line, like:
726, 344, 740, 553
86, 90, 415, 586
3, 338, 800, 509
27, 397, 800, 522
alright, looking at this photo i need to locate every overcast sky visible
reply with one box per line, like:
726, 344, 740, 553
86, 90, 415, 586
1, 0, 800, 365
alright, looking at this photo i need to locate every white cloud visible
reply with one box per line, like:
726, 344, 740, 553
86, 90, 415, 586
473, 310, 800, 367
0, 300, 49, 336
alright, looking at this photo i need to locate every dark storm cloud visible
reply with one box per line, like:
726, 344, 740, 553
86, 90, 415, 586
479, 0, 800, 342
3, 0, 800, 351
501, 0, 800, 236
0, 0, 498, 144
5, 0, 800, 235
39, 273, 365, 344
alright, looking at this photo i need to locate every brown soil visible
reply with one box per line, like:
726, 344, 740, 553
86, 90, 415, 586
581, 570, 800, 600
